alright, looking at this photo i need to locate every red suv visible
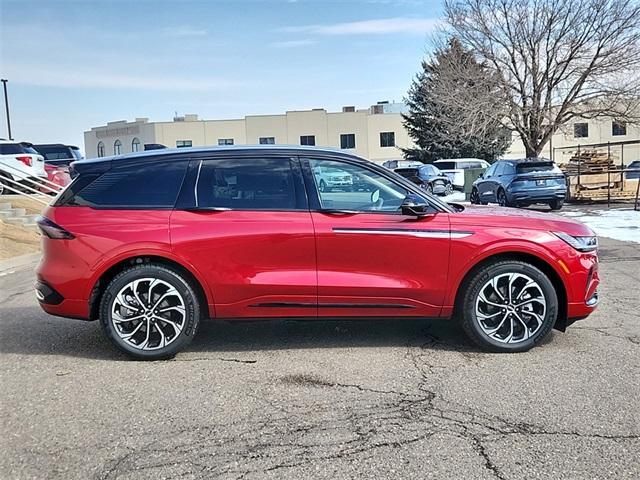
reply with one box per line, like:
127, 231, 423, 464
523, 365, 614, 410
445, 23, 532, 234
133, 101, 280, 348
36, 147, 599, 359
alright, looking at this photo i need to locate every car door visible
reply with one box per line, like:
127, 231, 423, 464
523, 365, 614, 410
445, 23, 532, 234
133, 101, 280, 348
302, 156, 451, 318
170, 155, 317, 318
477, 163, 497, 201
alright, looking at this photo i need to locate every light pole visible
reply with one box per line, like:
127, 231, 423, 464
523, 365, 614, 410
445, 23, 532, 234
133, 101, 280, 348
1, 79, 12, 140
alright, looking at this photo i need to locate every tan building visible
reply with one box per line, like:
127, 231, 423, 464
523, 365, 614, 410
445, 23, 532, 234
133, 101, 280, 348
84, 102, 412, 164
85, 102, 639, 165
505, 116, 640, 164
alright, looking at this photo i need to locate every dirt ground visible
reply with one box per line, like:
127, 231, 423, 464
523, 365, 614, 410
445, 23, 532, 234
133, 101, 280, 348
2, 195, 47, 215
0, 221, 41, 260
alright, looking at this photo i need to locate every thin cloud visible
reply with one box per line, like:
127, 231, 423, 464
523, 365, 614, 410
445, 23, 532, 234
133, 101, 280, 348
5, 64, 238, 91
163, 25, 208, 37
270, 39, 318, 48
280, 17, 438, 35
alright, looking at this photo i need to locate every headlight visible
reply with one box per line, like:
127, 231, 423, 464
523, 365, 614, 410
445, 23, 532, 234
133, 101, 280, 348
553, 232, 598, 252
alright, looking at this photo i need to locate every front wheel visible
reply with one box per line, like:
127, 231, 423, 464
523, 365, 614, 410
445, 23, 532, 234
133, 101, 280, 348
458, 261, 557, 352
470, 188, 481, 204
444, 183, 453, 196
99, 264, 201, 360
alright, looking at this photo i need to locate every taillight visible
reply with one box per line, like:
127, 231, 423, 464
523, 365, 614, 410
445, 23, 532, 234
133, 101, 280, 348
16, 156, 32, 167
36, 216, 75, 239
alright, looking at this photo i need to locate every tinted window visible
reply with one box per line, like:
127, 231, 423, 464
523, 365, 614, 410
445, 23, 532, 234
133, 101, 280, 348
516, 162, 557, 174
300, 135, 315, 146
502, 163, 516, 175
494, 163, 505, 176
340, 134, 356, 149
0, 143, 37, 155
196, 158, 297, 210
484, 163, 497, 177
259, 137, 275, 145
309, 158, 408, 213
34, 145, 73, 160
380, 132, 395, 147
73, 161, 188, 207
434, 161, 456, 170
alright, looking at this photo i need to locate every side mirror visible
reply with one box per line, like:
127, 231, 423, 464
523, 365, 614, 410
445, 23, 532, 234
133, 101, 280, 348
401, 194, 435, 217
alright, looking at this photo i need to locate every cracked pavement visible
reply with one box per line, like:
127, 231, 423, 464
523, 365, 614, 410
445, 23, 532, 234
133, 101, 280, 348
1, 237, 638, 479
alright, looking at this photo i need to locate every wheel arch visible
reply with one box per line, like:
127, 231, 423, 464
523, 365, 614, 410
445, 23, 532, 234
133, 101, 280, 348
88, 255, 213, 321
451, 251, 568, 331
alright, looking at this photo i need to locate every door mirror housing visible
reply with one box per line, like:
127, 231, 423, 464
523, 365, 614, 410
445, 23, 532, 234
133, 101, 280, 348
401, 194, 435, 217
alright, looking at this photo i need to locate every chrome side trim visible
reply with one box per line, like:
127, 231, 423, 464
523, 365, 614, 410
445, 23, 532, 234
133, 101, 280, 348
194, 160, 203, 207
332, 228, 473, 239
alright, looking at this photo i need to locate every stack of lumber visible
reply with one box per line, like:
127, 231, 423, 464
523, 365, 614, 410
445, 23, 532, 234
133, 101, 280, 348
561, 150, 615, 175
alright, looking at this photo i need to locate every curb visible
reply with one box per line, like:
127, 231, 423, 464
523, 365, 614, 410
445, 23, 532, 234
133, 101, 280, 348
0, 252, 41, 274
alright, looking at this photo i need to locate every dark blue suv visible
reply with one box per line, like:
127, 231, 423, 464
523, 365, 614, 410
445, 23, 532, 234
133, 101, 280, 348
470, 159, 566, 210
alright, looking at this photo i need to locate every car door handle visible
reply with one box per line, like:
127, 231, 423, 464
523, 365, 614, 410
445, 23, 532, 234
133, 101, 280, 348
319, 209, 359, 215
183, 207, 232, 212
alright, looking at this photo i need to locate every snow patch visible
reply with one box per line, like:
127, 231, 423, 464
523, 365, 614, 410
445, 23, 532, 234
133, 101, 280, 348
560, 208, 640, 244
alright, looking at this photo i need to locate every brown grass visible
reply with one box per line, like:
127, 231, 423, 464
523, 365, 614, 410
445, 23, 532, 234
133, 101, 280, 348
0, 220, 41, 260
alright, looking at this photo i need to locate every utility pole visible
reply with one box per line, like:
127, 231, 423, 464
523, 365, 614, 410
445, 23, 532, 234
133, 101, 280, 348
1, 79, 12, 140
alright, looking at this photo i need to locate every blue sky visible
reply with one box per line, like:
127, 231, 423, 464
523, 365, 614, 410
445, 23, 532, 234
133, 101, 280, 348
0, 0, 442, 151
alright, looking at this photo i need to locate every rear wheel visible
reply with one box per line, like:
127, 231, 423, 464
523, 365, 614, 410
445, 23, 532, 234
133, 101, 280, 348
497, 188, 510, 207
99, 264, 201, 360
426, 183, 434, 194
549, 199, 564, 210
319, 180, 327, 192
0, 172, 12, 195
458, 261, 557, 352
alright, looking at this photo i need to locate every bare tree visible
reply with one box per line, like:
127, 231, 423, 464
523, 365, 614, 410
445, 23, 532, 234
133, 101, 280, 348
444, 0, 640, 158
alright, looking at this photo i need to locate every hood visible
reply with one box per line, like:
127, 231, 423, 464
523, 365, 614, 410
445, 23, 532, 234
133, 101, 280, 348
451, 204, 594, 237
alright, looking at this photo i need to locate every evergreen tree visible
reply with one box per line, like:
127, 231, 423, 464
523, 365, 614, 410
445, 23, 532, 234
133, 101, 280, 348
402, 39, 511, 163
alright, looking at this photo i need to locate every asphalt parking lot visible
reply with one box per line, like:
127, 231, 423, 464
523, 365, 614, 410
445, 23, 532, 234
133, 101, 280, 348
1, 236, 639, 480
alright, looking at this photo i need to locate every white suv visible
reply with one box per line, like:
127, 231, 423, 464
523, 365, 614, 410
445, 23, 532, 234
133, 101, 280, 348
0, 140, 47, 194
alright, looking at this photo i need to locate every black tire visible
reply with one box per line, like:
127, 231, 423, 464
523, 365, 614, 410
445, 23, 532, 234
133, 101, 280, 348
470, 188, 481, 204
426, 183, 434, 194
319, 180, 327, 193
458, 260, 557, 352
99, 264, 201, 360
549, 199, 564, 210
497, 188, 510, 207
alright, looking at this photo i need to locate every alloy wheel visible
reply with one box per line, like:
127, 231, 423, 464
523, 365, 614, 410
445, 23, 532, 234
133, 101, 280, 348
470, 189, 480, 204
445, 184, 453, 196
497, 190, 507, 206
475, 272, 546, 344
111, 278, 186, 351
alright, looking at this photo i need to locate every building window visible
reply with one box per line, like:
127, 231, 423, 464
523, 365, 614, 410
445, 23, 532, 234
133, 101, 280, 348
612, 121, 627, 136
340, 133, 356, 149
300, 135, 315, 146
574, 123, 588, 138
97, 141, 105, 157
176, 140, 192, 148
259, 137, 275, 145
380, 131, 396, 147
131, 138, 140, 152
218, 138, 234, 146
113, 139, 122, 155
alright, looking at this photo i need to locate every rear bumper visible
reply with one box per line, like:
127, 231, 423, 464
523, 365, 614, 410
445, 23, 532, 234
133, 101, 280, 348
507, 187, 566, 203
35, 279, 91, 320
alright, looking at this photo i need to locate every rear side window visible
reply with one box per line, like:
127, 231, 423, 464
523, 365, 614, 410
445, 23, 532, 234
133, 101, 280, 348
71, 161, 188, 208
196, 158, 297, 210
0, 143, 38, 155
435, 161, 456, 170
